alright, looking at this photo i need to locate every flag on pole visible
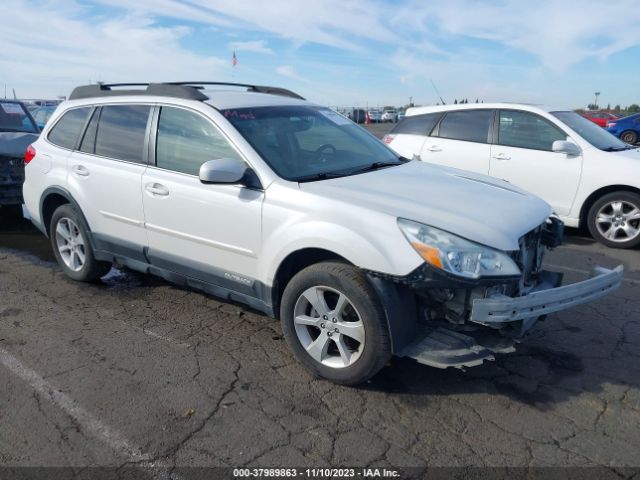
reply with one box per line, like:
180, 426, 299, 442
232, 51, 238, 67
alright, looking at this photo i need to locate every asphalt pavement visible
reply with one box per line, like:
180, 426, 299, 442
1, 126, 639, 477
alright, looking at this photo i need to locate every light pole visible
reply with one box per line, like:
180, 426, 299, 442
594, 92, 600, 109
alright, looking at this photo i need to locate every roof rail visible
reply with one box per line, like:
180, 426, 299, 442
167, 82, 305, 100
68, 83, 208, 101
68, 82, 305, 101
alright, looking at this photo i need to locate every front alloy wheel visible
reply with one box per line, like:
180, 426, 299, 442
293, 286, 365, 368
280, 261, 391, 385
588, 192, 640, 249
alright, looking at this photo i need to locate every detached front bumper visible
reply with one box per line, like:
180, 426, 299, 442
471, 265, 624, 325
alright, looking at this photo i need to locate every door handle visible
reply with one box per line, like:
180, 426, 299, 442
492, 153, 511, 161
71, 164, 90, 176
425, 145, 442, 152
145, 183, 169, 196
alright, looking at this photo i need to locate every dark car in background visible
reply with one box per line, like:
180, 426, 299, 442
0, 100, 39, 206
348, 108, 367, 123
606, 113, 640, 145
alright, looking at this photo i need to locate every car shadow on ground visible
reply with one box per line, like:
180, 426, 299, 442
1, 207, 635, 410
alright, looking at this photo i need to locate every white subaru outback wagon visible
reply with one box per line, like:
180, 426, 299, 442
23, 82, 623, 385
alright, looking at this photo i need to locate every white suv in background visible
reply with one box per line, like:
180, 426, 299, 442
385, 103, 640, 248
22, 83, 622, 385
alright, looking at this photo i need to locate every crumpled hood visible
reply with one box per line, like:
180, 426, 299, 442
299, 161, 552, 251
0, 131, 39, 157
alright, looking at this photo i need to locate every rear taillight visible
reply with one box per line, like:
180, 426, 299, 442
383, 134, 396, 144
24, 145, 36, 164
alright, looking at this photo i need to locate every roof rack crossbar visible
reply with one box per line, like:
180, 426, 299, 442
68, 81, 304, 101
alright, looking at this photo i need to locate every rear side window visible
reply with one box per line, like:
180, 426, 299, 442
79, 108, 99, 154
156, 106, 243, 176
391, 113, 441, 135
95, 105, 151, 163
437, 110, 493, 143
498, 110, 566, 151
48, 108, 91, 149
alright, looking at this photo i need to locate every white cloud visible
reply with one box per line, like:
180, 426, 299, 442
228, 40, 273, 55
275, 65, 307, 83
0, 0, 228, 98
391, 0, 640, 70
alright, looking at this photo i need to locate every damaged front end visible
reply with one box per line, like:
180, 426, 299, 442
370, 217, 623, 369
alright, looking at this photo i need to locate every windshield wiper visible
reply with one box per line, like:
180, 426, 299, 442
603, 146, 636, 152
295, 171, 350, 183
346, 160, 406, 175
0, 128, 34, 133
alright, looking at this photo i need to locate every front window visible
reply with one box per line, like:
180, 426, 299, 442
552, 111, 630, 151
0, 102, 37, 133
498, 110, 566, 151
222, 106, 404, 181
156, 106, 244, 176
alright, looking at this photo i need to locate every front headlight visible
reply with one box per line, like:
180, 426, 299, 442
398, 219, 521, 279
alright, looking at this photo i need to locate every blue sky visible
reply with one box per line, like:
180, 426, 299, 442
1, 0, 639, 108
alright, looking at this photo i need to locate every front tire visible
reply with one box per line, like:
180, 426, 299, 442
49, 204, 112, 281
280, 261, 391, 385
587, 192, 640, 249
620, 130, 638, 145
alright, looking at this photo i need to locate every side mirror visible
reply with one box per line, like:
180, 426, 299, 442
199, 158, 248, 184
552, 140, 581, 156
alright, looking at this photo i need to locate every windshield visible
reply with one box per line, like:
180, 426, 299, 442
222, 106, 403, 181
552, 111, 630, 151
0, 102, 38, 133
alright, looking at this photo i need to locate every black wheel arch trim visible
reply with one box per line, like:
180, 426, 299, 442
39, 186, 95, 247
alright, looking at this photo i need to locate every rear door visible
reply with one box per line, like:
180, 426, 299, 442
489, 109, 582, 215
420, 109, 494, 174
66, 104, 151, 258
141, 105, 263, 291
385, 112, 441, 160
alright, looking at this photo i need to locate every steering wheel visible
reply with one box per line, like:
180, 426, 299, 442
313, 144, 337, 162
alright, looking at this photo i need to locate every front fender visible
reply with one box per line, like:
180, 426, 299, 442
260, 218, 422, 285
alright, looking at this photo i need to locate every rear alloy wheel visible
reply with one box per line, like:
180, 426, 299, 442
50, 204, 112, 281
588, 192, 640, 248
280, 261, 391, 385
620, 130, 638, 145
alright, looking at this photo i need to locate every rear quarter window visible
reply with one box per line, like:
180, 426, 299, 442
47, 108, 92, 150
391, 113, 442, 135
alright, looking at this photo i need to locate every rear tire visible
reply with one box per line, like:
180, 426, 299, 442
280, 261, 391, 385
49, 204, 112, 281
620, 130, 638, 145
587, 192, 640, 249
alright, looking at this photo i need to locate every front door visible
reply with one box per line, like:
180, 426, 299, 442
141, 105, 263, 295
489, 109, 582, 216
